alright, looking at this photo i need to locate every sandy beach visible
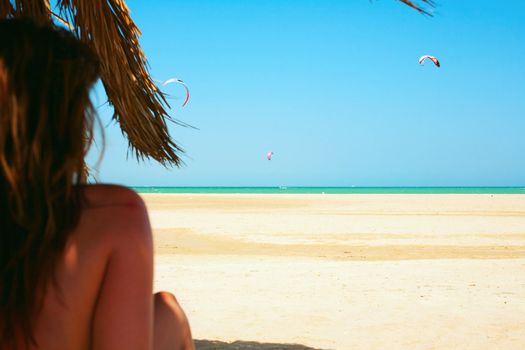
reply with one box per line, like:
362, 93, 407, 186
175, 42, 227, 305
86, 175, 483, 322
142, 194, 525, 350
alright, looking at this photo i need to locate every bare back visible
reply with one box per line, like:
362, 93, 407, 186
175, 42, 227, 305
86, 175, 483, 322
21, 185, 154, 350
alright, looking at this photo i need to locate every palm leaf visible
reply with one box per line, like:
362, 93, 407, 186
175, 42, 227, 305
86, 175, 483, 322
57, 0, 183, 166
13, 0, 51, 21
2, 0, 183, 166
398, 0, 436, 16
0, 0, 14, 17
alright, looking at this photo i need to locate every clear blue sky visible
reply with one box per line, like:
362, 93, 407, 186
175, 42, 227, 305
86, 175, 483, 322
86, 0, 525, 187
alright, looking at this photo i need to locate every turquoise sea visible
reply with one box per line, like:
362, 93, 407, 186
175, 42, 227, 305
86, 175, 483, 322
132, 187, 525, 194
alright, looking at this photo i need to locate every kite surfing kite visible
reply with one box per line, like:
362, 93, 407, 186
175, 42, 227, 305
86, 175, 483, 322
162, 78, 190, 107
418, 55, 440, 68
267, 151, 274, 161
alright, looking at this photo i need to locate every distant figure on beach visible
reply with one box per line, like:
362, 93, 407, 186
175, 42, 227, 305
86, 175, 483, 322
0, 19, 193, 349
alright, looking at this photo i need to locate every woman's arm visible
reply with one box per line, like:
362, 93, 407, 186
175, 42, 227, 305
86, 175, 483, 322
91, 188, 154, 350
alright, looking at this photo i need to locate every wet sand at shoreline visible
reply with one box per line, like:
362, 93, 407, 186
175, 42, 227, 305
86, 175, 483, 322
143, 194, 525, 350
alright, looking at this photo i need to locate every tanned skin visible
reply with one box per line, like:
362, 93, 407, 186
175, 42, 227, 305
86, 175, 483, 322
20, 184, 194, 350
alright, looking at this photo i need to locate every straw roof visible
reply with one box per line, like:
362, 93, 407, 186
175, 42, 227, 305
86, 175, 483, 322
2, 0, 183, 166
1, 0, 434, 166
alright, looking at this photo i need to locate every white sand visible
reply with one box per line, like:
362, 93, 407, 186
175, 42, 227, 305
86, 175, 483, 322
143, 194, 525, 350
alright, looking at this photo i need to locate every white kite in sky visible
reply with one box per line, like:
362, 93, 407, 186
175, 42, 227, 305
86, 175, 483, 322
418, 55, 440, 68
162, 78, 190, 107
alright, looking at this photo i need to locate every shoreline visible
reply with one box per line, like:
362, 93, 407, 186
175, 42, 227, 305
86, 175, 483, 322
133, 187, 525, 194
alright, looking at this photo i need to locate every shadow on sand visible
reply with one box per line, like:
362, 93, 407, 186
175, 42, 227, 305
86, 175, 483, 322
194, 339, 327, 350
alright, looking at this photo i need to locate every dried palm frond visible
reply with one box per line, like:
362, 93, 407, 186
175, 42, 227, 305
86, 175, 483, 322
398, 0, 436, 16
2, 0, 183, 166
0, 0, 14, 17
12, 0, 50, 19
51, 10, 73, 30
57, 0, 183, 166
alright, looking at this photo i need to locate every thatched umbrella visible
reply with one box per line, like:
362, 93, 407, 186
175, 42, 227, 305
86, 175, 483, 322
0, 0, 435, 166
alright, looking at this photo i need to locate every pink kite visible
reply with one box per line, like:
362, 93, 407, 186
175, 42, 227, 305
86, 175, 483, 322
267, 151, 274, 161
162, 78, 190, 107
418, 55, 440, 68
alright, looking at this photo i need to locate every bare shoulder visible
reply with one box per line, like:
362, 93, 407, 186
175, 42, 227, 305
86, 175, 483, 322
74, 184, 152, 248
80, 184, 146, 209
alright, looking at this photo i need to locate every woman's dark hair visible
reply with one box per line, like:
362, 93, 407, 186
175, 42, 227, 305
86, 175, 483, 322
0, 18, 100, 348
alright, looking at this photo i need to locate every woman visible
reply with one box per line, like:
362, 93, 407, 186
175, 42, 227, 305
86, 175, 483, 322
0, 18, 193, 350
